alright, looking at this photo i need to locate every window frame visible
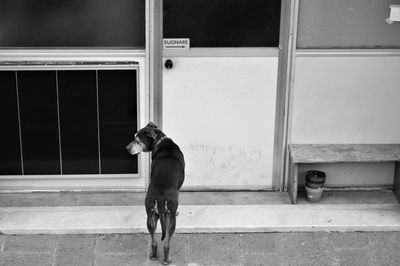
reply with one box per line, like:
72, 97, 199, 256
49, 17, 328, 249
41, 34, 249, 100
0, 49, 149, 190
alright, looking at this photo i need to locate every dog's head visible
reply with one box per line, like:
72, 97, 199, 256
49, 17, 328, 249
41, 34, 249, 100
126, 122, 165, 155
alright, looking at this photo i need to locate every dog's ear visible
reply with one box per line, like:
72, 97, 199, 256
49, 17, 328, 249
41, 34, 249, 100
147, 122, 158, 129
148, 129, 157, 140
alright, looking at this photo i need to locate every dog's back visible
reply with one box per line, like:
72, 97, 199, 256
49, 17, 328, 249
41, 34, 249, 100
128, 123, 184, 264
151, 138, 185, 192
145, 138, 184, 243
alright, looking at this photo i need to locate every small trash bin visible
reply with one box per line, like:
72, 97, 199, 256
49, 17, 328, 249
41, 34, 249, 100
305, 170, 326, 203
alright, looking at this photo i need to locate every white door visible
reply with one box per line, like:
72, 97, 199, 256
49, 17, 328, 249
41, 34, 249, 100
163, 56, 278, 189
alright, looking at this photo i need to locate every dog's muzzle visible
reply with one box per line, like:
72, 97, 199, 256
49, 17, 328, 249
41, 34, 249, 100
126, 139, 143, 155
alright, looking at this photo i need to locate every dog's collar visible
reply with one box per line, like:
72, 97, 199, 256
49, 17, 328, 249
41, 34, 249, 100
153, 135, 167, 149
151, 135, 167, 155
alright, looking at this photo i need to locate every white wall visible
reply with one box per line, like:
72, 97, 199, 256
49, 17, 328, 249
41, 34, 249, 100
163, 57, 278, 189
291, 55, 400, 186
292, 56, 400, 144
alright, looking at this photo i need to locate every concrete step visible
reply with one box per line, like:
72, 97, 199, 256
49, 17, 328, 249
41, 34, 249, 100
1, 204, 400, 234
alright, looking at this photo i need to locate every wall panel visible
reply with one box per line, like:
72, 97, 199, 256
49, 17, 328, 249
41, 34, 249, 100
292, 56, 400, 144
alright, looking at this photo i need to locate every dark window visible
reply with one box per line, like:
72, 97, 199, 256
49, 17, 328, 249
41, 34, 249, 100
98, 70, 138, 174
18, 71, 61, 175
297, 0, 400, 49
0, 0, 145, 48
163, 0, 281, 47
0, 69, 138, 176
58, 71, 99, 174
0, 71, 22, 175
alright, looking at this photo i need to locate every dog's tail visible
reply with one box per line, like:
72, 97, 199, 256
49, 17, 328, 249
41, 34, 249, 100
160, 216, 167, 241
159, 200, 169, 241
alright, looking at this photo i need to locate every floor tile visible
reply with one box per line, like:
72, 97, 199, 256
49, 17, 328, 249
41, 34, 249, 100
3, 235, 55, 253
54, 235, 96, 266
242, 253, 280, 266
278, 232, 334, 266
95, 234, 148, 254
55, 250, 93, 266
330, 232, 369, 249
188, 234, 241, 266
94, 253, 146, 266
0, 253, 53, 266
240, 233, 278, 253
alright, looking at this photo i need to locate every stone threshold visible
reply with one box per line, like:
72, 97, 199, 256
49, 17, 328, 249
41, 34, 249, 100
1, 204, 400, 235
0, 190, 397, 207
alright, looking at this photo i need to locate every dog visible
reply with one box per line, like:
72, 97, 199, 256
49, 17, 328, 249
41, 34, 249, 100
126, 122, 184, 265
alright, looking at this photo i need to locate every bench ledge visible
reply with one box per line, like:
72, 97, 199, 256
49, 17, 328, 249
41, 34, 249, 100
289, 144, 400, 163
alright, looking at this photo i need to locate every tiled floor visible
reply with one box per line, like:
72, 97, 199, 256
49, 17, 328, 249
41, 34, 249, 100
1, 232, 400, 266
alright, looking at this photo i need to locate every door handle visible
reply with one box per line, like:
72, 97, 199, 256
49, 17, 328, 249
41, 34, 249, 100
165, 59, 173, 69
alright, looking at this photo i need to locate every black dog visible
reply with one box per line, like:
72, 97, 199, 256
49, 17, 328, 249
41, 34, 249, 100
126, 122, 184, 265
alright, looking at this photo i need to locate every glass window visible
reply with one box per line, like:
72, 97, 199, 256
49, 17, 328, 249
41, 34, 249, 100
0, 69, 138, 175
0, 71, 22, 175
163, 0, 281, 47
297, 0, 400, 49
0, 0, 145, 48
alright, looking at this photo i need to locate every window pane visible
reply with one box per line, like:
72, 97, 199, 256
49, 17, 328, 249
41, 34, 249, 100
0, 71, 22, 175
4, 70, 139, 176
18, 71, 61, 175
297, 0, 400, 48
0, 0, 145, 48
98, 70, 138, 174
58, 71, 99, 174
163, 0, 281, 47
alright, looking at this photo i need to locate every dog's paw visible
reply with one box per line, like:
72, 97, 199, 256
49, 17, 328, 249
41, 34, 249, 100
162, 259, 172, 265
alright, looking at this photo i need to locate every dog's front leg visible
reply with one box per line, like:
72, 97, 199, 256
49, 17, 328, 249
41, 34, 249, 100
147, 208, 159, 260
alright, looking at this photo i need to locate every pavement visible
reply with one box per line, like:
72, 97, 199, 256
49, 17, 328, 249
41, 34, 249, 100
1, 191, 400, 265
1, 232, 400, 266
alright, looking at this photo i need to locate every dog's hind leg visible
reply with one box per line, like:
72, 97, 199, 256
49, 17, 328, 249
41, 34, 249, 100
147, 201, 159, 260
162, 202, 176, 265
